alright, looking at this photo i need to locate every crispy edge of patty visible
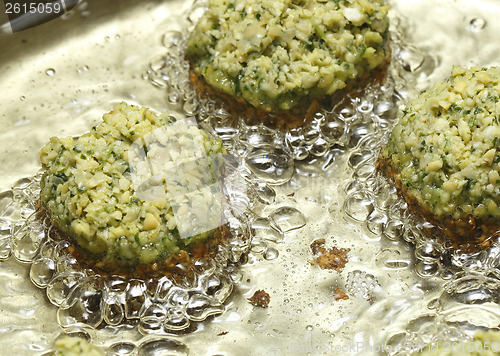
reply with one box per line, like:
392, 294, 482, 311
376, 152, 499, 250
185, 42, 391, 130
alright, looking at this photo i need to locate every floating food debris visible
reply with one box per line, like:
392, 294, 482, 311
248, 290, 271, 308
309, 239, 349, 272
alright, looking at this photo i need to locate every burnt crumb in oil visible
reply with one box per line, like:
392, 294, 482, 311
309, 239, 349, 272
248, 290, 270, 308
333, 288, 349, 301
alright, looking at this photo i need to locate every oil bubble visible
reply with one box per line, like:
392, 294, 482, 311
469, 17, 486, 32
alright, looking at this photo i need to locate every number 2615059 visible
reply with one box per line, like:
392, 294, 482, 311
5, 2, 63, 14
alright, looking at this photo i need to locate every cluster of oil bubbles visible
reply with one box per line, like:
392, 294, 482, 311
384, 317, 470, 356
43, 331, 190, 356
337, 6, 500, 278
336, 14, 500, 355
341, 109, 500, 352
146, 28, 391, 163
346, 270, 381, 301
342, 110, 500, 282
0, 172, 257, 334
383, 266, 500, 355
0, 139, 309, 336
